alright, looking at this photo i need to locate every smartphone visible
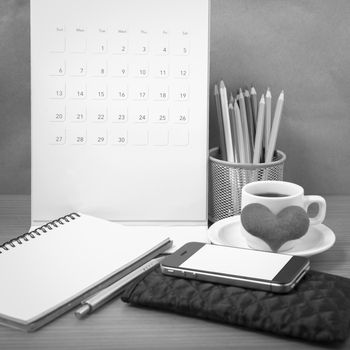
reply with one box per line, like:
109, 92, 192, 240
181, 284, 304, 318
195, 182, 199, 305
160, 242, 310, 293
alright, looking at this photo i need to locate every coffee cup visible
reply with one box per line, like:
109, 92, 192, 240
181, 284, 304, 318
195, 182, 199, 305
240, 181, 326, 252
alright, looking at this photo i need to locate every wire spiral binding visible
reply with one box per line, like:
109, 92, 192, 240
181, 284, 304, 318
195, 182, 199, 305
0, 213, 80, 254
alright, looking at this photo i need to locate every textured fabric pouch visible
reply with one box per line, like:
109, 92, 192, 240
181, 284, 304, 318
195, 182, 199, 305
122, 267, 350, 343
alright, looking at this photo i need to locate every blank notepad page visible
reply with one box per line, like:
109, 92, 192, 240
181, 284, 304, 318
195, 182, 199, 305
0, 214, 167, 325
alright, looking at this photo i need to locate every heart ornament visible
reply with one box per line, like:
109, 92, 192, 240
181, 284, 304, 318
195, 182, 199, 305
241, 203, 310, 252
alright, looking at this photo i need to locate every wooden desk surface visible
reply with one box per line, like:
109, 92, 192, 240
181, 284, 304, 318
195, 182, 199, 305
0, 195, 349, 350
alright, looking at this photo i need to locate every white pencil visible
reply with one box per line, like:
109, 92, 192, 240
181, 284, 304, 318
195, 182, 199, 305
250, 85, 258, 123
238, 89, 251, 163
265, 90, 284, 162
233, 99, 246, 163
253, 95, 265, 164
219, 81, 235, 162
264, 88, 272, 161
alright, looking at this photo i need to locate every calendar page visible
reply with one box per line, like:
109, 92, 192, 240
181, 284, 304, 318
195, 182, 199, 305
31, 0, 209, 224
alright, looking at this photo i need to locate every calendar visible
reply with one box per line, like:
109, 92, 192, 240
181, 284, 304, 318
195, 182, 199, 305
31, 0, 209, 225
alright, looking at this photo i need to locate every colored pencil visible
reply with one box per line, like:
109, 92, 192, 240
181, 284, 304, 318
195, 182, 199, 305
229, 102, 239, 162
238, 89, 251, 163
250, 85, 258, 123
264, 87, 272, 161
244, 88, 256, 152
214, 84, 227, 161
265, 90, 284, 163
253, 94, 265, 164
219, 81, 235, 162
233, 99, 246, 163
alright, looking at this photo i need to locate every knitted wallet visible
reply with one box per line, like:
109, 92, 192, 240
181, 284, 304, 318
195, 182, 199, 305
122, 267, 350, 343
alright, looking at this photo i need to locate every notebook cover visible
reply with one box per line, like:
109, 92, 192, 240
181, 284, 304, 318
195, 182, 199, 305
0, 214, 172, 331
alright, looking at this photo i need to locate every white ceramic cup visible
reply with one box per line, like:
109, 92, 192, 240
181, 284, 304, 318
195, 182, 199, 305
241, 181, 327, 251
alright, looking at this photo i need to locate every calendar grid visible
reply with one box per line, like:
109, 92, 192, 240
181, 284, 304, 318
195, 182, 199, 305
47, 26, 192, 147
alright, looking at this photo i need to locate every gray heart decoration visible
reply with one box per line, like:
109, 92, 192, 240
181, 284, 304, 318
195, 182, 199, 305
241, 203, 310, 252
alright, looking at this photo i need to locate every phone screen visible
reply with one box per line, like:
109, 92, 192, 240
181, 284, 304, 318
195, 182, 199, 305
180, 245, 292, 280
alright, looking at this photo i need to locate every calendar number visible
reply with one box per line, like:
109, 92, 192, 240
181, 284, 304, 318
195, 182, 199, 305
172, 109, 189, 124
49, 126, 65, 145
55, 113, 64, 120
180, 70, 187, 77
110, 128, 127, 145
152, 63, 168, 78
68, 80, 86, 99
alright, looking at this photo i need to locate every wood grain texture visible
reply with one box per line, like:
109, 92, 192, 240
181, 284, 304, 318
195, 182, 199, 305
0, 195, 349, 349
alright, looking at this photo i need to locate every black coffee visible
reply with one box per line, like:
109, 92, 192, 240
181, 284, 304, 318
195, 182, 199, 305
255, 192, 289, 198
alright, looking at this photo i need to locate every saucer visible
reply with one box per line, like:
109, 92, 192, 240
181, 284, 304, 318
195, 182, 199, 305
208, 216, 336, 257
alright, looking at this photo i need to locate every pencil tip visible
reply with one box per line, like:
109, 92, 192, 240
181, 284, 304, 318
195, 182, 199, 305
279, 90, 285, 99
229, 94, 234, 104
220, 80, 225, 88
260, 94, 265, 103
214, 84, 218, 93
250, 86, 257, 94
266, 88, 271, 98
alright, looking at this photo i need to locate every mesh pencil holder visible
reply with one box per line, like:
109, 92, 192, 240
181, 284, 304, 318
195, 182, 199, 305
208, 147, 286, 222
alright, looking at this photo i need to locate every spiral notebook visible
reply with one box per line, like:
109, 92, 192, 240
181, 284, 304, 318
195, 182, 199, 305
0, 213, 171, 332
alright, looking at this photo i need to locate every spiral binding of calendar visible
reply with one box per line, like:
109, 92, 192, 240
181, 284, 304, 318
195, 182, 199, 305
0, 213, 80, 254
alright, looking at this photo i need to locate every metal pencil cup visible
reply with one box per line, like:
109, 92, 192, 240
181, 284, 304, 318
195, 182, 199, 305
209, 147, 286, 222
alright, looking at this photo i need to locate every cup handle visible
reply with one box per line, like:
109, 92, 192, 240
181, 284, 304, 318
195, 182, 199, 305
303, 195, 326, 225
